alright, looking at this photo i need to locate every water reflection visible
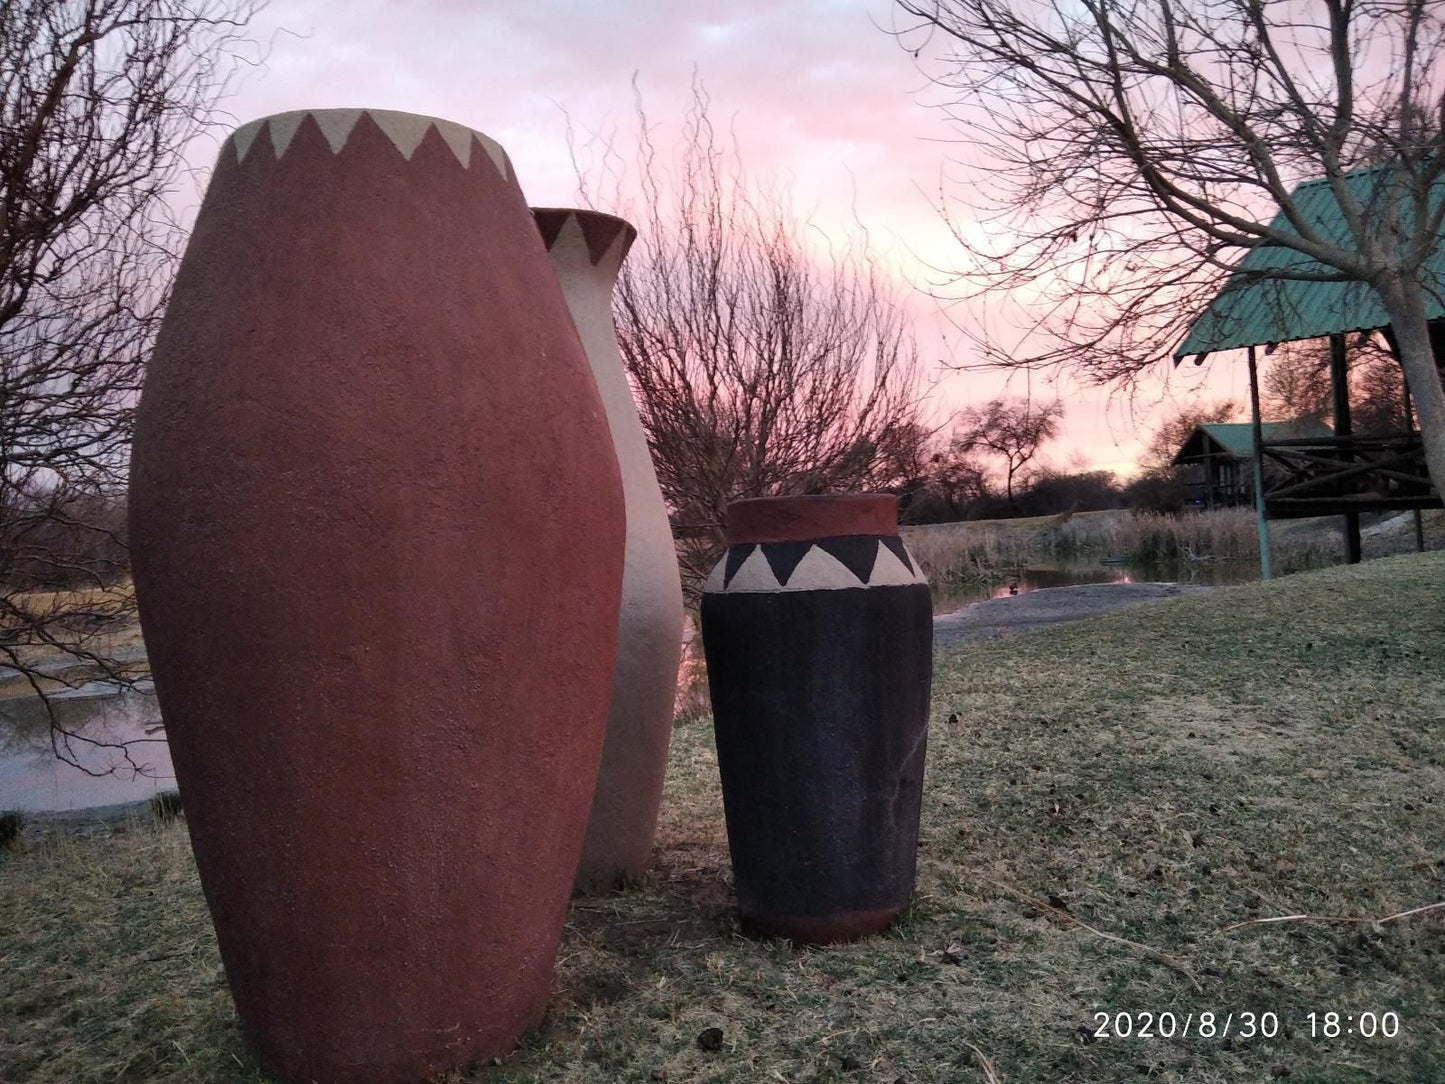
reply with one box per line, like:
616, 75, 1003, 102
0, 686, 174, 812
931, 557, 1262, 614
0, 557, 1262, 811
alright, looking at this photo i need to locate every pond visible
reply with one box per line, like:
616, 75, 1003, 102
929, 556, 1262, 614
0, 556, 1262, 813
0, 682, 175, 813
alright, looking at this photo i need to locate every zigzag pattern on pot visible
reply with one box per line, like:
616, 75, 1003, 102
230, 109, 510, 177
704, 535, 927, 594
534, 208, 636, 267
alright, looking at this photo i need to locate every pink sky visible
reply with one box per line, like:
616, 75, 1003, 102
209, 0, 1245, 479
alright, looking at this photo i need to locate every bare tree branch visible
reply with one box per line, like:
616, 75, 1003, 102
890, 0, 1445, 497
571, 79, 930, 600
1, 0, 261, 772
952, 397, 1063, 506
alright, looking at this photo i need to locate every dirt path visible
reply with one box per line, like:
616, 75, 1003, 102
933, 581, 1217, 650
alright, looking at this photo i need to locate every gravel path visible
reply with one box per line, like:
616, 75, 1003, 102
933, 581, 1217, 650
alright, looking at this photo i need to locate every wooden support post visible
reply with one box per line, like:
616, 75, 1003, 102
1344, 512, 1364, 563
1330, 334, 1362, 564
1247, 346, 1272, 580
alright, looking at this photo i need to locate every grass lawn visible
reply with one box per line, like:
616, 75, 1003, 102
3, 553, 1443, 1083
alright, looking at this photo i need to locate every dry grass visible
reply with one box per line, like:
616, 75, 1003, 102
903, 507, 1445, 598
4, 581, 136, 618
0, 579, 144, 698
673, 632, 712, 726
2, 553, 1443, 1082
0, 579, 146, 701
0, 816, 256, 1083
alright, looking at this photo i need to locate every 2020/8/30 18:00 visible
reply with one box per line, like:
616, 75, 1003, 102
1091, 1011, 1401, 1040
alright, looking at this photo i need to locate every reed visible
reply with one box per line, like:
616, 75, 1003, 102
901, 506, 1434, 590
0, 810, 23, 850
672, 633, 711, 727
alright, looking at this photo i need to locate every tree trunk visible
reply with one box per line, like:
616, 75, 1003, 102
1376, 275, 1445, 500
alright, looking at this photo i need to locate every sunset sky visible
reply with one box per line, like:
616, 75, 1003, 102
212, 0, 1248, 478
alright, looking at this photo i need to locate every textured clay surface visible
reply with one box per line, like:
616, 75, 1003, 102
740, 906, 905, 943
534, 208, 684, 893
726, 494, 898, 544
128, 110, 624, 1084
702, 496, 932, 946
703, 582, 933, 944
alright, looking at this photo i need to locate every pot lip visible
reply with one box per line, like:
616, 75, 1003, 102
225, 108, 510, 174
233, 106, 485, 136
531, 206, 635, 232
531, 206, 638, 263
724, 493, 899, 544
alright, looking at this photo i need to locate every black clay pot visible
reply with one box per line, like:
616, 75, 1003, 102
700, 494, 933, 944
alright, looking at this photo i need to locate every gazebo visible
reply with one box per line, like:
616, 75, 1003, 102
1172, 421, 1333, 510
1175, 164, 1445, 573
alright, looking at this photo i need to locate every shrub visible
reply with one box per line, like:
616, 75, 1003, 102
673, 636, 712, 727
150, 790, 183, 823
0, 810, 24, 849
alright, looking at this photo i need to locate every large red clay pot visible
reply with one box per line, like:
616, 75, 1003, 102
128, 109, 624, 1084
533, 208, 684, 892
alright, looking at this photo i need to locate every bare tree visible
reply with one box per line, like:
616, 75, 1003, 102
1262, 338, 1408, 435
901, 440, 993, 522
1138, 400, 1240, 477
1124, 399, 1237, 510
952, 396, 1063, 507
894, 0, 1445, 496
574, 83, 927, 597
1, 0, 259, 771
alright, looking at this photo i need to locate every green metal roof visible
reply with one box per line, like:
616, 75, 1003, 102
1176, 165, 1445, 357
1172, 421, 1333, 464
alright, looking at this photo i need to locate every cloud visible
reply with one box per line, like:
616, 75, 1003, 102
207, 0, 1196, 470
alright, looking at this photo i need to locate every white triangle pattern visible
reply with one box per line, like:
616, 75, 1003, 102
548, 212, 587, 256
229, 109, 509, 178
548, 211, 631, 272
311, 110, 362, 154
787, 546, 859, 591
703, 557, 728, 595
265, 111, 309, 157
724, 546, 778, 593
704, 540, 927, 594
230, 118, 264, 162
870, 543, 920, 587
